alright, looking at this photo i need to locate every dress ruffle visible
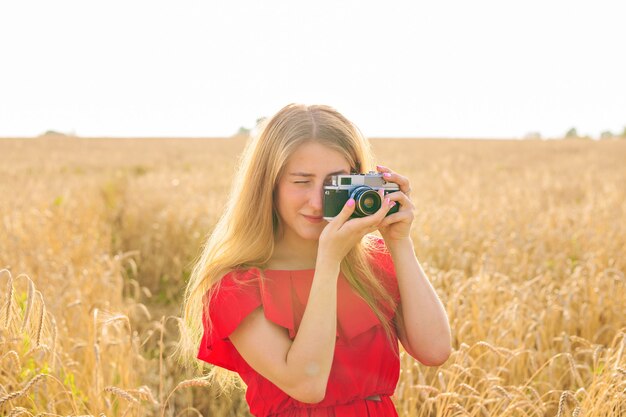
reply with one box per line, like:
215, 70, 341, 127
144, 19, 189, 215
199, 237, 399, 361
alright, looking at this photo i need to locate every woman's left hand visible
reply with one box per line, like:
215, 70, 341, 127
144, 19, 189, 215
375, 165, 416, 243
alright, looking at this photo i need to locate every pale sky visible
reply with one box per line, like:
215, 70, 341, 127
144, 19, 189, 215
1, 0, 625, 139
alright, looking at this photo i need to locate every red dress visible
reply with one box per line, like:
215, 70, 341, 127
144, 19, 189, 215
197, 238, 401, 417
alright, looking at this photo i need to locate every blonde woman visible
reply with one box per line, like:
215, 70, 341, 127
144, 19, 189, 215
180, 104, 451, 416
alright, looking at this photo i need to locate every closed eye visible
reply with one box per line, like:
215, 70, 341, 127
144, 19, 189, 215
294, 179, 332, 185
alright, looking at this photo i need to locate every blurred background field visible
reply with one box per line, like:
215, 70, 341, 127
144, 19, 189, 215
0, 136, 625, 416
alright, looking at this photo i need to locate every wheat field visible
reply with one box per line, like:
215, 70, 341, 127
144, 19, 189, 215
0, 136, 624, 417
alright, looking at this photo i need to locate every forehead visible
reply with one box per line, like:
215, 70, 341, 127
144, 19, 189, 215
284, 142, 351, 175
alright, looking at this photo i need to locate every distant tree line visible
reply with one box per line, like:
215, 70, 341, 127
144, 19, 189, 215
235, 117, 267, 137
524, 126, 626, 140
39, 130, 77, 138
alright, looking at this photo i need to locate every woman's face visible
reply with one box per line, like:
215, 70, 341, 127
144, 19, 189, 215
274, 141, 351, 243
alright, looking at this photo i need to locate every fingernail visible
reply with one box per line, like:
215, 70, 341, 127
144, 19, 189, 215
347, 198, 355, 207
385, 197, 390, 205
383, 173, 391, 178
390, 201, 396, 207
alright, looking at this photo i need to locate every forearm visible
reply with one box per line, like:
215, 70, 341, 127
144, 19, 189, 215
285, 259, 339, 399
387, 238, 452, 363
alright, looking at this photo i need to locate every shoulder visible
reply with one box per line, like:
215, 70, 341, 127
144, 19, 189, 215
214, 267, 261, 289
207, 267, 262, 303
203, 267, 264, 339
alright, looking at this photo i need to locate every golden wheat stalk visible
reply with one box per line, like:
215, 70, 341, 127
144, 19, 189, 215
0, 373, 46, 407
3, 271, 13, 328
469, 340, 509, 358
173, 406, 205, 417
1, 350, 20, 371
458, 383, 479, 396
566, 353, 585, 387
93, 343, 102, 394
125, 386, 158, 405
412, 384, 440, 395
104, 386, 140, 404
445, 402, 469, 416
35, 291, 45, 347
614, 332, 625, 369
556, 390, 580, 417
7, 407, 30, 417
20, 278, 34, 331
160, 377, 212, 417
50, 315, 57, 371
491, 385, 513, 401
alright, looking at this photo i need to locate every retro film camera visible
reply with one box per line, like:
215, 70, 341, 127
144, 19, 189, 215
323, 171, 400, 220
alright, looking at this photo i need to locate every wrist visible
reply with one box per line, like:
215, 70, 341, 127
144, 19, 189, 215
385, 237, 414, 251
315, 252, 342, 271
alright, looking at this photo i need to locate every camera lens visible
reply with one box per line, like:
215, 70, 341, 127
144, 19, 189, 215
350, 186, 381, 217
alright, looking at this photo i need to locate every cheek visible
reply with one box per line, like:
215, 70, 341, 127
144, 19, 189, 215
276, 185, 304, 213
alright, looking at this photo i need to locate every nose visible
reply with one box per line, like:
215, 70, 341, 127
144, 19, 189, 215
308, 183, 324, 213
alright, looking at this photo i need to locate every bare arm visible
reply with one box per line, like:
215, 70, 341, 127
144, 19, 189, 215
388, 237, 452, 366
229, 259, 340, 403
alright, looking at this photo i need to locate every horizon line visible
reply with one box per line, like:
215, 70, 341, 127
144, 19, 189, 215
0, 134, 612, 141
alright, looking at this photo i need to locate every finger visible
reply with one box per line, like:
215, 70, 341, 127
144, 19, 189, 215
373, 193, 397, 223
378, 211, 412, 229
376, 189, 398, 217
384, 173, 411, 195
376, 166, 411, 196
330, 197, 356, 226
344, 192, 394, 231
370, 189, 394, 222
382, 191, 414, 210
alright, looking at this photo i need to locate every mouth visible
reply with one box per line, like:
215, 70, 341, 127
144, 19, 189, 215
303, 214, 324, 222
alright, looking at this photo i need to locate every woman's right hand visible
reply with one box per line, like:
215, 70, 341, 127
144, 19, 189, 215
318, 189, 396, 264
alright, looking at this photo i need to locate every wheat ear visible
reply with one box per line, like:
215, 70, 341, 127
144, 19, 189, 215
161, 377, 212, 417
104, 386, 140, 404
0, 374, 46, 406
4, 272, 14, 328
20, 279, 34, 331
35, 291, 45, 346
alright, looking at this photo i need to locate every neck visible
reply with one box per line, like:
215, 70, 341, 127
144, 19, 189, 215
273, 232, 319, 265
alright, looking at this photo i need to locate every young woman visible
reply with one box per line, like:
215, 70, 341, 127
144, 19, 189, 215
180, 104, 451, 417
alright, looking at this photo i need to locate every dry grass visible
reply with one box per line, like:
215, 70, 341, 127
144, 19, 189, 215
1, 136, 625, 416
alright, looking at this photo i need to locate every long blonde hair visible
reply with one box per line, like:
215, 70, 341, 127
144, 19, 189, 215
178, 103, 401, 389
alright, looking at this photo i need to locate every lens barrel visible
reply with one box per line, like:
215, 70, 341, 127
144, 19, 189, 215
350, 186, 382, 217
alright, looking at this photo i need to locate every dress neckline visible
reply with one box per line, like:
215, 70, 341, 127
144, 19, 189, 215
261, 268, 316, 273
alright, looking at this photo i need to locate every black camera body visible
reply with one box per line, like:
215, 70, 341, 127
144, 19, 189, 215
323, 171, 400, 220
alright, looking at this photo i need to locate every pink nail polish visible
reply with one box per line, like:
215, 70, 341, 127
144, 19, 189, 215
347, 198, 355, 207
383, 173, 391, 178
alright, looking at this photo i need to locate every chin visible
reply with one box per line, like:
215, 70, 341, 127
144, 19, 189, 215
295, 223, 325, 240
280, 217, 326, 241
298, 229, 323, 240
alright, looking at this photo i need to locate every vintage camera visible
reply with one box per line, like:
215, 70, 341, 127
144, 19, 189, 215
323, 171, 400, 220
